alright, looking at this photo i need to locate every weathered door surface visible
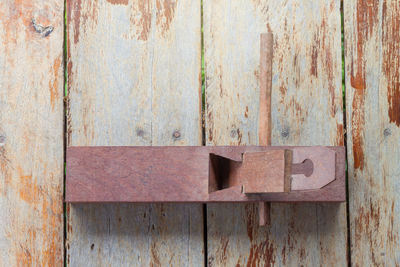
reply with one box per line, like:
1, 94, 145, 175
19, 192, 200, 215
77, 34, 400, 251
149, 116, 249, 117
0, 1, 64, 266
204, 0, 347, 265
66, 0, 203, 266
345, 0, 400, 265
1, 0, 400, 266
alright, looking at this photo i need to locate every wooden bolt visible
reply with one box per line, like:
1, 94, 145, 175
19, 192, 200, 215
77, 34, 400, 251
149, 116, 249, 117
258, 32, 273, 226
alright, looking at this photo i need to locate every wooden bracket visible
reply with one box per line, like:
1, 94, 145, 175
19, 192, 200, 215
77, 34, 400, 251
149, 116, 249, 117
65, 146, 345, 203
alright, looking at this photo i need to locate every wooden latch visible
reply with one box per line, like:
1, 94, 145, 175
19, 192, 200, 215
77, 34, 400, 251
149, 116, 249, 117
65, 33, 346, 227
66, 146, 345, 203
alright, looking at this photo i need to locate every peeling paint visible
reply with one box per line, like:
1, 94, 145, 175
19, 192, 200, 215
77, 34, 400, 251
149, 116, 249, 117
67, 0, 99, 44
351, 86, 365, 170
310, 33, 319, 77
49, 56, 61, 110
67, 0, 82, 44
382, 1, 400, 127
129, 1, 152, 41
350, 0, 379, 170
336, 123, 344, 146
106, 0, 128, 5
156, 0, 176, 37
17, 167, 39, 204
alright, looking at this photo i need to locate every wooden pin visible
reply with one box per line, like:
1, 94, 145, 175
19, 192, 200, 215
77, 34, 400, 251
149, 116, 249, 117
258, 32, 273, 226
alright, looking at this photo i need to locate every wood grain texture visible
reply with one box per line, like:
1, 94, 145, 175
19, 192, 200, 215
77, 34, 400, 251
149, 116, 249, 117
0, 1, 64, 266
204, 0, 347, 266
345, 0, 400, 265
258, 32, 273, 147
66, 0, 203, 266
66, 146, 344, 202
258, 32, 273, 225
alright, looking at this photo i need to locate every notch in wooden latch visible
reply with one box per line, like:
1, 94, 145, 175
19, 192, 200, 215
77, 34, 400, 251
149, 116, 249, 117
209, 150, 292, 194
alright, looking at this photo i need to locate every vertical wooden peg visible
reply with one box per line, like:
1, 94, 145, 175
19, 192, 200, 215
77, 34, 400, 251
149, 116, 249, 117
258, 201, 271, 226
258, 32, 273, 226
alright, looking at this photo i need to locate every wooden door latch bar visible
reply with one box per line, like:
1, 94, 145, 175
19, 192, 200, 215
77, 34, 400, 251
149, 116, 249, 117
65, 32, 345, 227
66, 145, 345, 203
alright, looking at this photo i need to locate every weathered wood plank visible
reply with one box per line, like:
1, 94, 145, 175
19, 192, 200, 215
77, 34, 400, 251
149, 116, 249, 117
0, 1, 64, 266
345, 0, 400, 265
66, 0, 203, 266
204, 0, 347, 266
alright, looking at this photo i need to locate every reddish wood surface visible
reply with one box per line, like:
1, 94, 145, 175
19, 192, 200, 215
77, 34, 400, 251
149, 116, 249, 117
66, 146, 345, 203
209, 150, 287, 194
258, 32, 273, 147
239, 150, 286, 193
258, 33, 273, 225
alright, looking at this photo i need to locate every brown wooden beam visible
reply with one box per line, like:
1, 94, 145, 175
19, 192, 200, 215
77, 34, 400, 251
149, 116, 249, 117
66, 146, 345, 203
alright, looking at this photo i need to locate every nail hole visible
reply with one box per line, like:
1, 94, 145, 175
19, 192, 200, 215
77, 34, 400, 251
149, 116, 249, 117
384, 128, 391, 137
172, 130, 181, 139
281, 127, 289, 138
136, 128, 145, 137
